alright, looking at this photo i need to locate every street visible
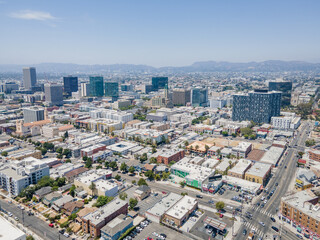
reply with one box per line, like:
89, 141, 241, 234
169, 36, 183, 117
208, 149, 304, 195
235, 121, 312, 240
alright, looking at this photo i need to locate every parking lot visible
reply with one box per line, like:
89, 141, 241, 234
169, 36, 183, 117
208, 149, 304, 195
123, 186, 164, 214
190, 210, 234, 240
137, 222, 192, 240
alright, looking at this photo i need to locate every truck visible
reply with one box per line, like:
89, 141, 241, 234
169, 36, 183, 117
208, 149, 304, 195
247, 232, 255, 240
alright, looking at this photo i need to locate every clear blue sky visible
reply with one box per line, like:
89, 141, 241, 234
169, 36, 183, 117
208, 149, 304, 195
1, 0, 320, 67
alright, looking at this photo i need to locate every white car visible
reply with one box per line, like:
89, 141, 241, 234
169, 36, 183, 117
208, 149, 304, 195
259, 222, 265, 227
63, 232, 69, 238
264, 200, 268, 204
14, 217, 19, 221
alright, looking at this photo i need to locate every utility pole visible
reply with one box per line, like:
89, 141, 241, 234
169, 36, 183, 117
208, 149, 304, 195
21, 208, 24, 225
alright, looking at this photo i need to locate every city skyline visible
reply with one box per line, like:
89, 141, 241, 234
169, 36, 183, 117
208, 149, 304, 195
0, 0, 320, 67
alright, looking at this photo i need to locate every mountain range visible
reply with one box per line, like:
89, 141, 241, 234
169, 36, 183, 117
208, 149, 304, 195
1, 60, 320, 73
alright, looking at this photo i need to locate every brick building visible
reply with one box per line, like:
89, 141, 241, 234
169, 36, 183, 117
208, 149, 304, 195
157, 149, 185, 165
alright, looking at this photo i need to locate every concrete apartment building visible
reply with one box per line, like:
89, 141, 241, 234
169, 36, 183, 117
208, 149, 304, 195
0, 157, 49, 196
308, 150, 320, 162
231, 142, 252, 158
281, 190, 320, 236
81, 198, 128, 238
100, 214, 133, 240
23, 107, 45, 123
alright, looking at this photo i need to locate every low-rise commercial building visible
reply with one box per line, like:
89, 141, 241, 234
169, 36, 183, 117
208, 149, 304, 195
228, 159, 252, 179
231, 142, 252, 158
162, 196, 198, 227
245, 162, 272, 186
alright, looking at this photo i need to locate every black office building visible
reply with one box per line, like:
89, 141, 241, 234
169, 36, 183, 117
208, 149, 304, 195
268, 81, 292, 107
63, 76, 78, 95
152, 77, 168, 91
232, 89, 281, 123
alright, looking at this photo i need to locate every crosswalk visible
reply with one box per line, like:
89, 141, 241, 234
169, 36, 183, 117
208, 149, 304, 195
249, 206, 275, 217
242, 221, 266, 239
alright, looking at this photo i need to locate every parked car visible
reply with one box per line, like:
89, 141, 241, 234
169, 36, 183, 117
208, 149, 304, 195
49, 223, 54, 228
271, 226, 279, 232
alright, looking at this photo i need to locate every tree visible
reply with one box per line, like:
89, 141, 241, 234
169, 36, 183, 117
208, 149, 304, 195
128, 166, 135, 174
205, 145, 210, 153
109, 161, 118, 170
82, 156, 88, 161
68, 213, 77, 221
144, 170, 154, 180
93, 196, 113, 207
132, 180, 136, 185
149, 157, 157, 164
64, 131, 69, 139
240, 127, 253, 136
162, 172, 170, 180
129, 198, 138, 210
26, 236, 35, 240
69, 185, 76, 197
152, 146, 157, 154
119, 192, 128, 200
63, 149, 71, 158
85, 158, 92, 168
231, 133, 237, 138
306, 139, 316, 147
298, 152, 304, 158
89, 182, 96, 196
1, 151, 8, 157
216, 201, 225, 210
180, 181, 186, 188
140, 153, 148, 163
40, 148, 47, 155
115, 174, 121, 181
138, 178, 148, 186
249, 134, 256, 140
195, 145, 199, 151
105, 161, 110, 168
155, 174, 161, 181
56, 147, 63, 154
184, 141, 189, 147
222, 131, 228, 136
120, 163, 128, 172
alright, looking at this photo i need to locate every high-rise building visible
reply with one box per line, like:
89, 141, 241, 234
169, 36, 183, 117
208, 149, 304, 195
209, 97, 227, 109
44, 84, 63, 106
172, 88, 191, 106
232, 89, 281, 123
152, 77, 168, 91
105, 82, 119, 100
63, 76, 78, 95
80, 83, 90, 97
23, 67, 37, 90
23, 107, 45, 123
268, 81, 292, 107
121, 84, 133, 92
0, 82, 19, 94
144, 84, 153, 94
89, 76, 104, 97
191, 87, 208, 107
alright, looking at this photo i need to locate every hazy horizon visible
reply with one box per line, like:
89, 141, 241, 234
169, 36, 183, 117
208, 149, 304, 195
1, 0, 320, 67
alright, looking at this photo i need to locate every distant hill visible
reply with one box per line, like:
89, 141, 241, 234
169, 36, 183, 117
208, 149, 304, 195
1, 60, 320, 73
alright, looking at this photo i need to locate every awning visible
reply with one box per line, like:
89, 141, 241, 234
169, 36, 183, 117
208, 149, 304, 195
298, 159, 306, 164
297, 227, 302, 231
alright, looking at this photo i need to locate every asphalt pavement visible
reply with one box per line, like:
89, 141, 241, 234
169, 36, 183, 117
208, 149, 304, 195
0, 199, 67, 240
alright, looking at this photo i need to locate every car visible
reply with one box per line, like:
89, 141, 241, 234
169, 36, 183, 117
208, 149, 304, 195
275, 183, 278, 186
260, 204, 265, 208
154, 193, 158, 196
63, 232, 69, 238
243, 229, 247, 235
296, 234, 303, 239
219, 214, 223, 218
196, 195, 203, 199
227, 205, 233, 210
285, 166, 287, 169
264, 200, 268, 204
160, 233, 167, 239
49, 223, 54, 227
59, 229, 65, 234
271, 226, 279, 232
259, 222, 265, 227
267, 195, 271, 200
162, 191, 167, 194
270, 217, 276, 222
208, 200, 214, 204
8, 212, 12, 217
14, 217, 19, 221
256, 202, 260, 207
207, 229, 213, 234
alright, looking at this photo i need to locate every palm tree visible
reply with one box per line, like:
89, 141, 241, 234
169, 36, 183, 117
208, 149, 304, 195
195, 145, 199, 152
205, 145, 209, 154
89, 182, 96, 197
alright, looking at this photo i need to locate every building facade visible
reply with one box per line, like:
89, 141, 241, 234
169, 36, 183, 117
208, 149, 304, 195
63, 76, 78, 95
23, 107, 45, 123
268, 81, 292, 107
44, 84, 63, 106
232, 89, 281, 123
152, 77, 168, 91
191, 87, 208, 107
23, 67, 37, 90
104, 82, 119, 100
90, 76, 104, 97
172, 88, 191, 106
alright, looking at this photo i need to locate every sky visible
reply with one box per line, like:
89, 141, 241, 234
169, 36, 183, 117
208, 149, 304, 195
0, 0, 320, 67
